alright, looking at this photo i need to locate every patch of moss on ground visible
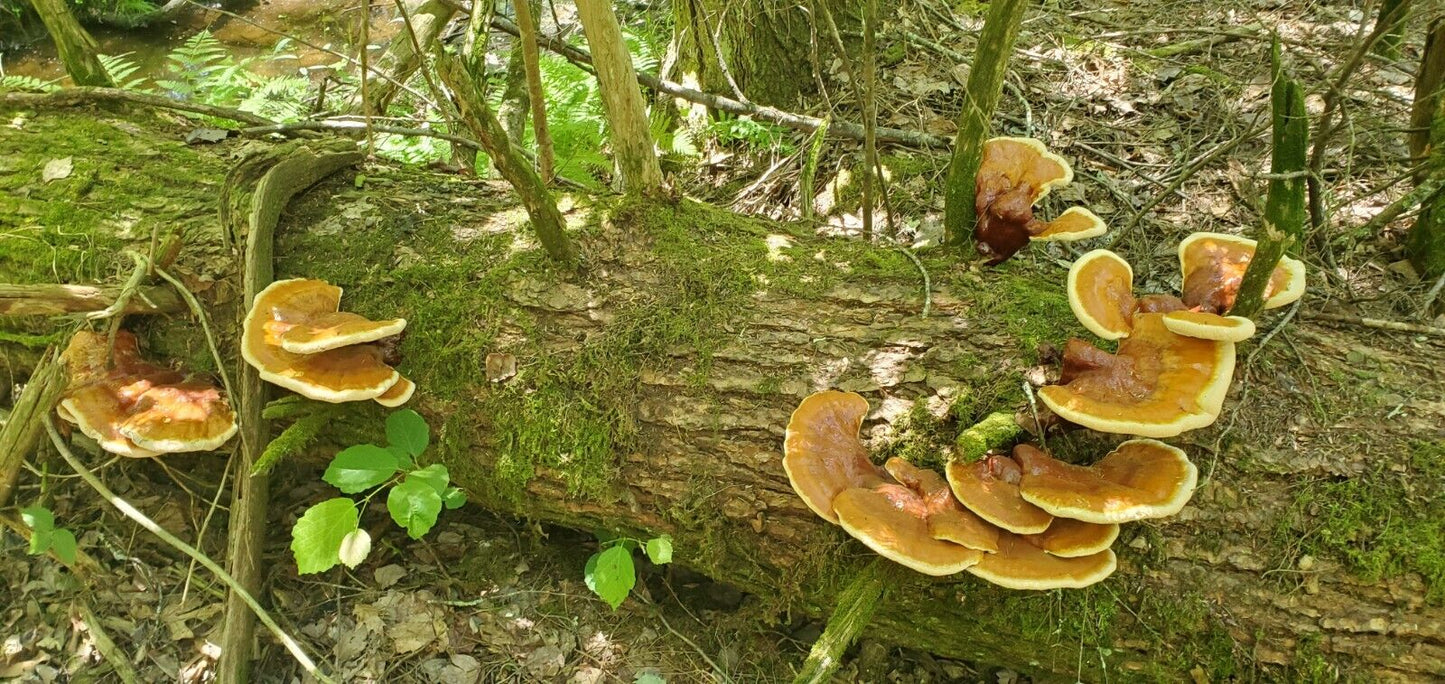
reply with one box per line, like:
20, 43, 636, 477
1276, 440, 1445, 604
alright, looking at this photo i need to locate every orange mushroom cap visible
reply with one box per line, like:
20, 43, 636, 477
966, 531, 1117, 590
375, 376, 416, 407
1179, 232, 1306, 314
974, 137, 1104, 264
1037, 313, 1235, 437
242, 279, 404, 403
57, 331, 237, 457
1032, 207, 1108, 243
1161, 310, 1257, 342
1022, 517, 1119, 558
832, 458, 995, 576
944, 454, 1054, 534
1013, 440, 1197, 523
782, 391, 891, 524
1067, 249, 1136, 340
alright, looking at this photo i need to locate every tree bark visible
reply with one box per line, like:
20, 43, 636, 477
351, 204, 1441, 681
27, 0, 113, 88
671, 0, 859, 108
575, 0, 663, 194
1412, 20, 1445, 170
1410, 21, 1445, 280
513, 0, 553, 182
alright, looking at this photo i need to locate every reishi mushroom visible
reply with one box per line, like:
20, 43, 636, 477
57, 330, 238, 457
944, 455, 1054, 534
974, 137, 1107, 264
242, 279, 410, 403
832, 458, 999, 576
782, 390, 891, 524
1038, 314, 1236, 438
966, 531, 1118, 590
1012, 441, 1198, 524
1179, 232, 1306, 314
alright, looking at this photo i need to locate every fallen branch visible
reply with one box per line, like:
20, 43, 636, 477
0, 354, 66, 509
42, 417, 333, 683
0, 88, 276, 126
1358, 164, 1445, 236
793, 558, 893, 683
1302, 311, 1445, 337
0, 283, 184, 317
217, 143, 362, 684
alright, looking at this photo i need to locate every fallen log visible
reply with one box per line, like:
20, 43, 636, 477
272, 195, 1445, 681
4, 104, 1440, 679
0, 283, 184, 316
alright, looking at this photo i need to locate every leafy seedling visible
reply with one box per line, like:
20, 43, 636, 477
291, 409, 467, 573
22, 505, 77, 565
584, 533, 673, 610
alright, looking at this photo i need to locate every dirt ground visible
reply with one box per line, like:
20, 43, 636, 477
3, 0, 1444, 682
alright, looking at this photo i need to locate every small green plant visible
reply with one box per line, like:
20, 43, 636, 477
21, 505, 77, 565
584, 532, 673, 610
290, 409, 466, 574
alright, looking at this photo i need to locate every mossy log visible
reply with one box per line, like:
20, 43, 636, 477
277, 193, 1444, 681
4, 104, 1443, 681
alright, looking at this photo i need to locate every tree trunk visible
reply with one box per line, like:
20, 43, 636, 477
344, 0, 457, 116
27, 0, 113, 87
671, 0, 860, 108
1410, 21, 1445, 280
575, 0, 663, 194
1411, 20, 1445, 169
273, 195, 1444, 681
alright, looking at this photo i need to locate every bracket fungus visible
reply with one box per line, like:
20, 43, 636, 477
944, 455, 1054, 534
974, 137, 1107, 264
57, 330, 238, 457
833, 458, 999, 576
783, 390, 891, 524
1013, 441, 1198, 524
1022, 517, 1119, 558
242, 279, 412, 403
1179, 232, 1306, 314
1039, 313, 1235, 437
966, 531, 1117, 590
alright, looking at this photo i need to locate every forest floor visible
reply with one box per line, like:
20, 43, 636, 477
3, 0, 1444, 682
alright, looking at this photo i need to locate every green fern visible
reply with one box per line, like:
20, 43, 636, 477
239, 75, 310, 122
99, 53, 146, 90
0, 74, 60, 93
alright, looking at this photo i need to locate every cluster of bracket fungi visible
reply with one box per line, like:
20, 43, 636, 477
783, 137, 1308, 589
54, 277, 412, 458
241, 278, 414, 406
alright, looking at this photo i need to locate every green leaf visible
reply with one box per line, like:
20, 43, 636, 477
21, 506, 54, 533
644, 535, 673, 565
387, 445, 416, 470
386, 409, 429, 457
584, 545, 635, 610
387, 479, 442, 539
324, 445, 400, 494
338, 528, 372, 569
27, 529, 52, 556
407, 463, 449, 494
291, 498, 359, 574
48, 529, 77, 565
442, 487, 467, 510
634, 672, 666, 684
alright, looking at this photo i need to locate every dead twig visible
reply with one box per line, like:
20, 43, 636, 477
0, 88, 276, 126
1302, 311, 1445, 337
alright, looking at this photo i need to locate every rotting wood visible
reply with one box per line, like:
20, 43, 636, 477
0, 284, 184, 317
1, 88, 275, 126
216, 143, 362, 684
0, 354, 65, 509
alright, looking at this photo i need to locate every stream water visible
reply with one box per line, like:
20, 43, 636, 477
2, 0, 396, 82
